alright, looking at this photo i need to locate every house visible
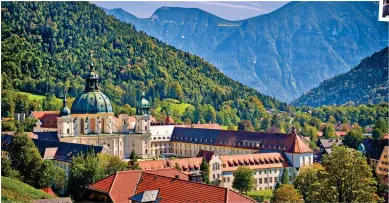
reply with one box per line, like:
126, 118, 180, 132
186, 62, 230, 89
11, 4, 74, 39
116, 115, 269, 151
317, 138, 343, 162
81, 169, 255, 203
361, 138, 389, 180
1, 134, 111, 176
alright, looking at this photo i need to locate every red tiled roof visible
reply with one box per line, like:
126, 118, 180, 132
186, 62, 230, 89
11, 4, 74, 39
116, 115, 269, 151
220, 152, 291, 172
293, 134, 313, 153
164, 115, 175, 125
30, 111, 59, 120
228, 190, 256, 203
134, 173, 256, 203
40, 187, 56, 197
197, 150, 215, 163
88, 169, 188, 203
138, 160, 168, 170
317, 131, 323, 137
40, 113, 59, 128
336, 131, 347, 137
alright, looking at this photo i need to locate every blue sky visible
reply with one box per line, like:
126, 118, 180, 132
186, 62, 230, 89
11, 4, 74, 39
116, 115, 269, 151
92, 1, 288, 21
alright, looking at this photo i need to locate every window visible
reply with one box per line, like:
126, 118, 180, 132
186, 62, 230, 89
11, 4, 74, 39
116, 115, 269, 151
269, 178, 273, 183
258, 178, 262, 184
213, 174, 215, 179
223, 177, 226, 183
217, 174, 220, 179
264, 178, 267, 183
227, 177, 230, 182
274, 177, 277, 183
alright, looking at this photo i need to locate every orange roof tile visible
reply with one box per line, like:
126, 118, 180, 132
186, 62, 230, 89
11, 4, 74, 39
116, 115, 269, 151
138, 160, 168, 170
134, 173, 256, 203
228, 189, 256, 203
220, 153, 291, 172
40, 187, 56, 197
164, 115, 175, 124
88, 169, 188, 203
30, 111, 59, 120
292, 134, 313, 153
40, 113, 59, 128
336, 131, 347, 137
175, 123, 223, 130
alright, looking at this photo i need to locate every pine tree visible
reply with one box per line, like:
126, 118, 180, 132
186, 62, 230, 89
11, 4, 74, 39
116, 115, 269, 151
282, 168, 290, 184
200, 157, 210, 184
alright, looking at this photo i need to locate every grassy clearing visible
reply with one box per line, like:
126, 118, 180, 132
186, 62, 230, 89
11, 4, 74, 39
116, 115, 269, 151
1, 176, 54, 203
221, 125, 237, 130
155, 99, 193, 115
247, 190, 273, 201
19, 92, 62, 102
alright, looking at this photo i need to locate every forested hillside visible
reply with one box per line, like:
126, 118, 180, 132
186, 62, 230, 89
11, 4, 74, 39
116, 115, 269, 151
293, 47, 389, 107
1, 2, 283, 115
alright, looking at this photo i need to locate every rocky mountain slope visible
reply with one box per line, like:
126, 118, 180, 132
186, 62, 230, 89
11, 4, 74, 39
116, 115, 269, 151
104, 2, 388, 102
292, 47, 388, 107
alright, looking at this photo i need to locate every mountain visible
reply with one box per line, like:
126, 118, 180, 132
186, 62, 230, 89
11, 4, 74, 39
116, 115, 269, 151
292, 47, 389, 107
1, 2, 283, 114
103, 2, 388, 102
104, 6, 241, 57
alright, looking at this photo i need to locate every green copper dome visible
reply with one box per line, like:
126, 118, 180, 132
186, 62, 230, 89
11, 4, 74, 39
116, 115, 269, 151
70, 61, 113, 114
71, 91, 113, 114
136, 92, 151, 115
60, 94, 71, 116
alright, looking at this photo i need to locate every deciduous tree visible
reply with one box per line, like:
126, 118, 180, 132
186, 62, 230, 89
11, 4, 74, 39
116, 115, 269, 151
232, 166, 255, 194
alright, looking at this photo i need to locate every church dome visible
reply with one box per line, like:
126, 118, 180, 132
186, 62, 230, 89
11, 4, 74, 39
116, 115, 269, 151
71, 91, 113, 114
70, 61, 113, 114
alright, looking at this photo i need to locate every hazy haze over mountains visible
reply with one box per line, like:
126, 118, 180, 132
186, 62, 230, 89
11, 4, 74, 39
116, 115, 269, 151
103, 2, 388, 102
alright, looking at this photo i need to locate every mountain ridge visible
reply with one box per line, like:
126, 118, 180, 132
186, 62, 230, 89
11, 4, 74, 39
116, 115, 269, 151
292, 47, 389, 107
103, 2, 388, 102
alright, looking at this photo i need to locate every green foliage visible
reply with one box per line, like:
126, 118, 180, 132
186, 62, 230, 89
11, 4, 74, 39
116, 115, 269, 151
322, 124, 336, 139
298, 146, 381, 203
1, 176, 54, 203
282, 168, 290, 184
200, 157, 210, 184
52, 166, 66, 195
372, 128, 384, 140
1, 1, 282, 120
294, 164, 324, 202
98, 153, 128, 176
36, 160, 56, 189
173, 162, 182, 171
294, 47, 389, 107
247, 190, 273, 202
374, 119, 388, 134
238, 120, 254, 132
1, 157, 20, 179
129, 149, 138, 161
67, 150, 104, 199
272, 184, 303, 203
232, 166, 255, 194
343, 129, 364, 149
9, 133, 43, 187
1, 121, 16, 132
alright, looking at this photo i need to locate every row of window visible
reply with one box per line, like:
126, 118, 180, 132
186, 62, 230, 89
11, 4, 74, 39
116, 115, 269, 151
172, 137, 287, 150
152, 137, 171, 140
378, 167, 389, 172
381, 161, 389, 165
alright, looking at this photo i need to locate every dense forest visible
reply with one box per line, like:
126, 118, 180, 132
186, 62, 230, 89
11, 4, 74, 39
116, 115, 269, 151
293, 47, 389, 107
1, 2, 284, 114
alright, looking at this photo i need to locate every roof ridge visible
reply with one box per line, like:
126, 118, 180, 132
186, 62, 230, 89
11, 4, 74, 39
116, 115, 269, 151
225, 188, 229, 203
109, 171, 119, 194
141, 172, 232, 190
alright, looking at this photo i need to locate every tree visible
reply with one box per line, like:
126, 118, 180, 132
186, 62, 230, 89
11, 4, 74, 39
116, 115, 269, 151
232, 166, 255, 194
200, 157, 210, 184
323, 124, 336, 139
129, 149, 138, 161
328, 116, 336, 124
294, 163, 324, 202
374, 119, 388, 134
36, 160, 56, 188
282, 168, 290, 184
1, 157, 19, 179
67, 150, 104, 199
272, 184, 303, 203
9, 133, 43, 187
238, 120, 254, 132
372, 128, 384, 140
227, 124, 236, 130
343, 129, 364, 149
1, 121, 16, 131
320, 146, 380, 202
99, 154, 128, 175
52, 166, 66, 195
